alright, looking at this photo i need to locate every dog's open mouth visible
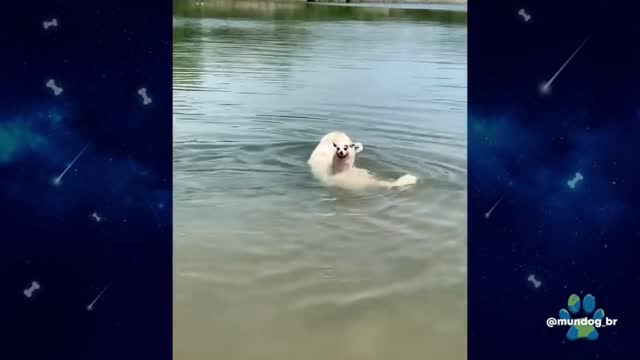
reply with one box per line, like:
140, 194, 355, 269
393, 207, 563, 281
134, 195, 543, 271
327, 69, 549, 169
336, 153, 348, 159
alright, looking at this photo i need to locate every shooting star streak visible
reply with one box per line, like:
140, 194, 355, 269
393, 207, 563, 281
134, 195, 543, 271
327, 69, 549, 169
87, 282, 112, 312
541, 34, 591, 93
484, 196, 503, 219
53, 144, 88, 185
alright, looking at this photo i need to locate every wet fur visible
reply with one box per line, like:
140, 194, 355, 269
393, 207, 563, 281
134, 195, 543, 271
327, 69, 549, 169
308, 131, 417, 190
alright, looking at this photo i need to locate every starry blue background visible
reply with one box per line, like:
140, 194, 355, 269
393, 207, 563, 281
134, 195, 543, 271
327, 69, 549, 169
469, 0, 639, 358
0, 1, 171, 359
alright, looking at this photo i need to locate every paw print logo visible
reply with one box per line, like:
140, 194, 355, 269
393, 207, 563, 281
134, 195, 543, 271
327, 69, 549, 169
559, 294, 605, 341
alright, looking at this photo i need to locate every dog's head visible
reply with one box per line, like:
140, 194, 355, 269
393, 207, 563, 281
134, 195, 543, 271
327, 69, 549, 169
317, 131, 364, 173
332, 141, 363, 162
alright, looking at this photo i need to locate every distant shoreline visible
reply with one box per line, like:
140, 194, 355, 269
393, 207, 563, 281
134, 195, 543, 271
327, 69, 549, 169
309, 0, 466, 4
190, 0, 467, 4
176, 0, 469, 18
308, 1, 467, 11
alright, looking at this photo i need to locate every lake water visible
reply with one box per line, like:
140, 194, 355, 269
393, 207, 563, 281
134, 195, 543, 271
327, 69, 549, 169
173, 2, 467, 359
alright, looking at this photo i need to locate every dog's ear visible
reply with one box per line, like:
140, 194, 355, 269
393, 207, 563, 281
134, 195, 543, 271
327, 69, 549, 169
333, 142, 338, 148
353, 142, 363, 153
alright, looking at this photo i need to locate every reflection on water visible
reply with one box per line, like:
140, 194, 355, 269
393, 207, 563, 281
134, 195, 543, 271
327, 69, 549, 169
174, 1, 467, 359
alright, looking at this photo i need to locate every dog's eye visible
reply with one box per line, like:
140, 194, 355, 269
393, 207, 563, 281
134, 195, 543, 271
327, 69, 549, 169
344, 146, 348, 150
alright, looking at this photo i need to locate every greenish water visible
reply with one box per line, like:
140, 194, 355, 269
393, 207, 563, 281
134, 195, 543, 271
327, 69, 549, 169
173, 2, 467, 359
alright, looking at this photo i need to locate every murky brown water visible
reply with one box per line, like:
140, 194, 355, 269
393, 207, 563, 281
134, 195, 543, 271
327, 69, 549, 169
174, 2, 467, 359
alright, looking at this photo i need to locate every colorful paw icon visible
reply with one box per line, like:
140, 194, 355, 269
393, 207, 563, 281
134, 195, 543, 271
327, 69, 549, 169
559, 294, 605, 341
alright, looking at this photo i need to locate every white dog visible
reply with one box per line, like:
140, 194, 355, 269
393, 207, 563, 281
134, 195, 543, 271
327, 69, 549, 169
307, 131, 417, 190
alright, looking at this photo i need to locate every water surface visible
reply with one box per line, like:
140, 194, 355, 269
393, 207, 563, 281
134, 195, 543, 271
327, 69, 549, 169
174, 2, 467, 359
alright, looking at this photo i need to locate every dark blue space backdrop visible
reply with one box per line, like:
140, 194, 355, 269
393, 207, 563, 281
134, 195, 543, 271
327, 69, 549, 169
469, 0, 639, 358
0, 1, 172, 359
